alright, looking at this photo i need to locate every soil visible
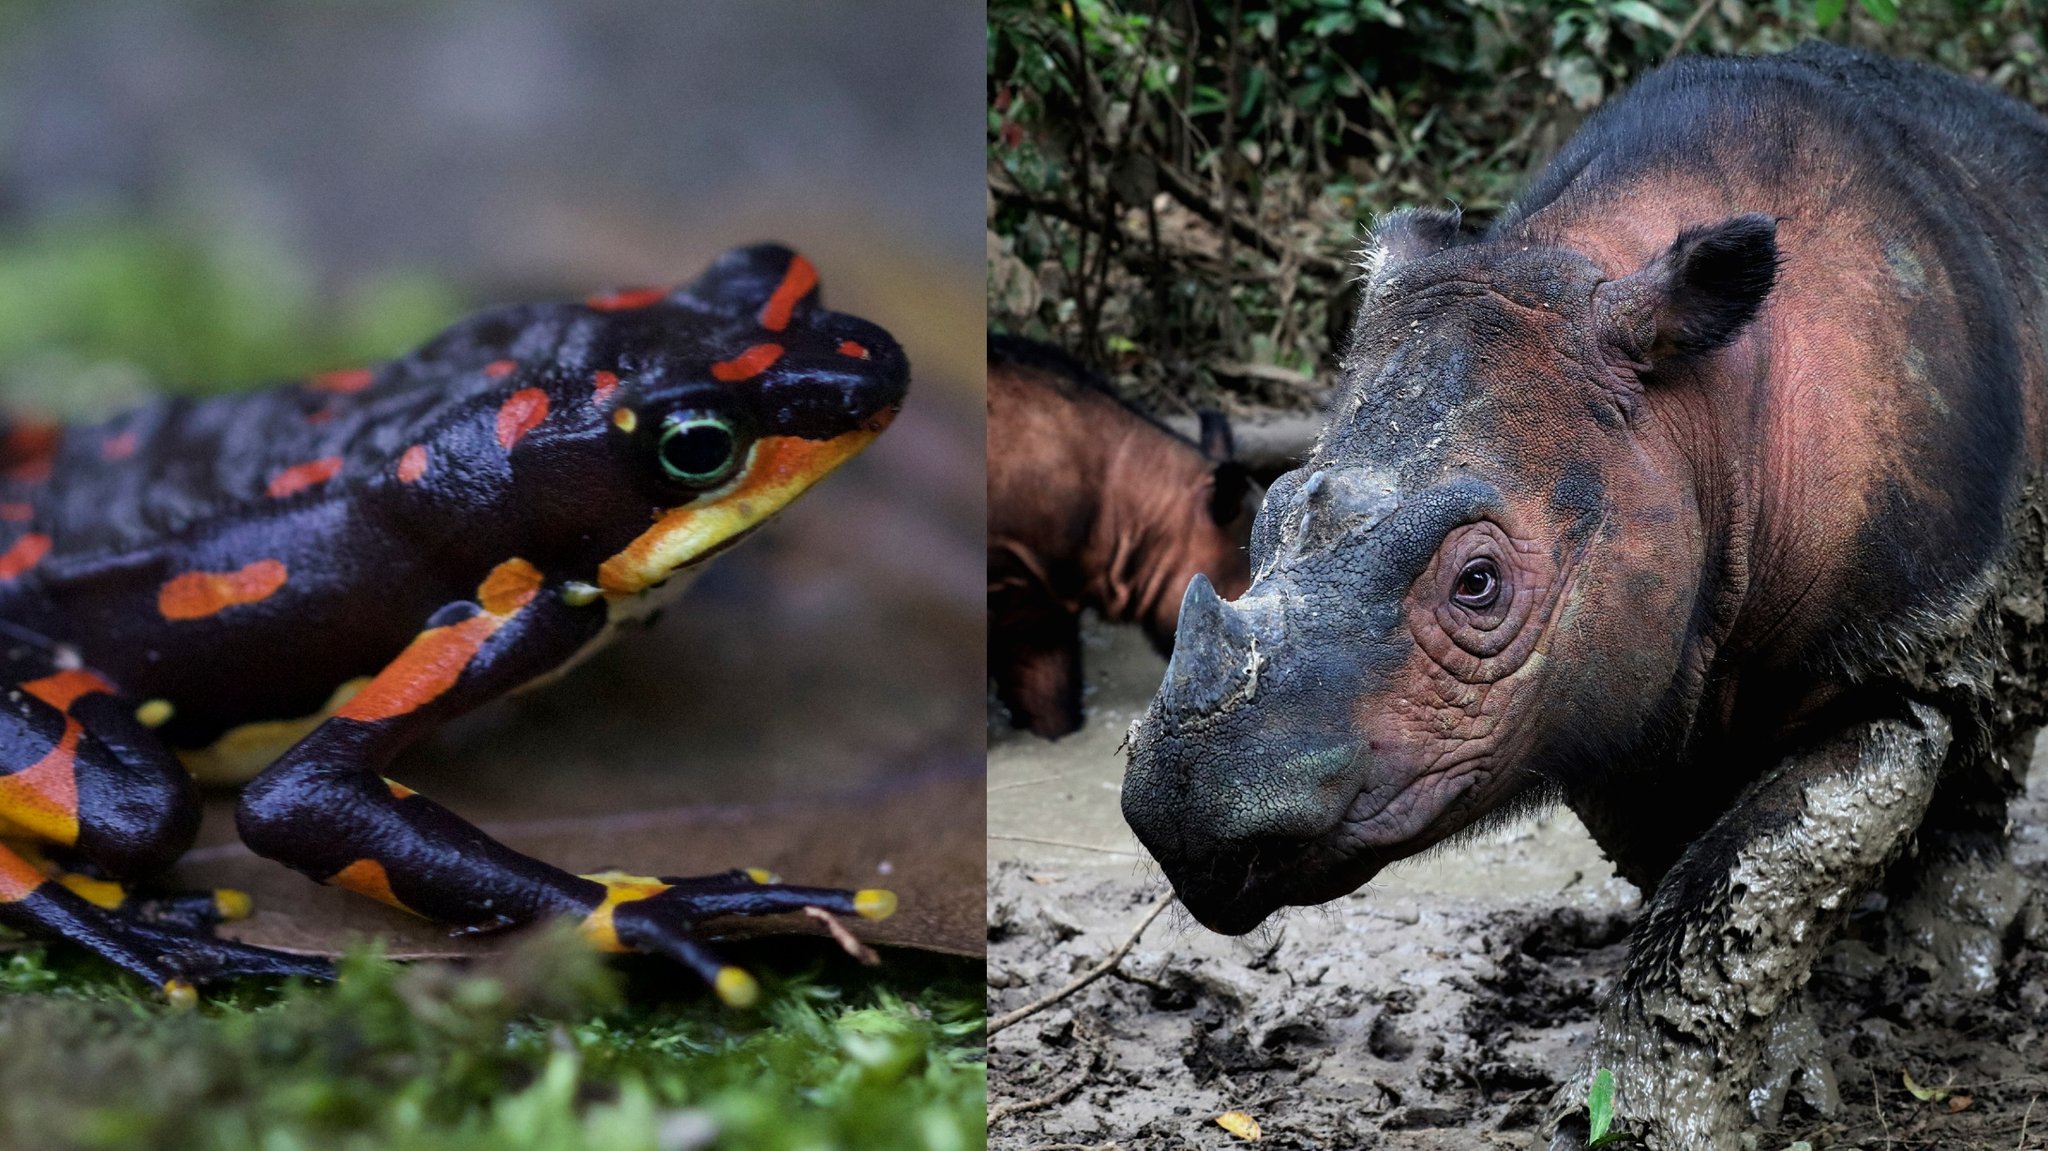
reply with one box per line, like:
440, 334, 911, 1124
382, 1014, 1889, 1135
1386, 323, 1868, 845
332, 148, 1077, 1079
988, 622, 2048, 1150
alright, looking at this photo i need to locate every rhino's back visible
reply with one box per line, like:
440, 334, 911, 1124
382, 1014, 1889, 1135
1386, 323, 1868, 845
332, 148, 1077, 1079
1506, 46, 2048, 697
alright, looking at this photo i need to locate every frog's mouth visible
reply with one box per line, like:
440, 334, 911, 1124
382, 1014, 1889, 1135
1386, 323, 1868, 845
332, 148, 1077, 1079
595, 425, 885, 595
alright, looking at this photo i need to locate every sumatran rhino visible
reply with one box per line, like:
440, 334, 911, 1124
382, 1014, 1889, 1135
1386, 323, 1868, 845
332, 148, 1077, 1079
1121, 43, 2048, 1148
988, 335, 1253, 738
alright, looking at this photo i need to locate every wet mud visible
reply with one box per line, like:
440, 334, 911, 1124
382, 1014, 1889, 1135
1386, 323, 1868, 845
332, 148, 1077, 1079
989, 622, 2048, 1149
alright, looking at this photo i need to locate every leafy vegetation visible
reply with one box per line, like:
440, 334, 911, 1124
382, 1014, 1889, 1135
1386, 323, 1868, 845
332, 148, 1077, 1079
988, 0, 2048, 412
0, 218, 462, 417
0, 929, 985, 1151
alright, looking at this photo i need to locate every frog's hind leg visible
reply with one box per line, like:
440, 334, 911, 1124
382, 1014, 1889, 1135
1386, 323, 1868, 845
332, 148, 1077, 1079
0, 659, 330, 993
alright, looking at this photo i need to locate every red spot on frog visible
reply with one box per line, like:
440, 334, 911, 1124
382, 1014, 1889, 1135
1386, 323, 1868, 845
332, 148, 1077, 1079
101, 430, 140, 461
484, 359, 518, 380
497, 388, 549, 450
592, 370, 621, 405
0, 533, 52, 581
711, 343, 784, 383
759, 255, 817, 332
397, 445, 429, 484
586, 287, 668, 312
267, 457, 344, 498
837, 340, 871, 359
1, 422, 59, 483
310, 368, 375, 394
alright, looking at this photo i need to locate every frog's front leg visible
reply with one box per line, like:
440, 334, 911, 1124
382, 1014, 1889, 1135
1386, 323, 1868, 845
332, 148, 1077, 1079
236, 558, 892, 1002
1547, 701, 1948, 1150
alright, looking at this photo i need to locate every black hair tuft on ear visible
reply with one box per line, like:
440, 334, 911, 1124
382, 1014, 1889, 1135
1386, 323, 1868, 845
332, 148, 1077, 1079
1659, 214, 1781, 357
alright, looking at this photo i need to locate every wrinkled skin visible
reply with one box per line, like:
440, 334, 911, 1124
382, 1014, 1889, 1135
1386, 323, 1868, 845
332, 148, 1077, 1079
1125, 44, 2048, 1148
988, 335, 1253, 738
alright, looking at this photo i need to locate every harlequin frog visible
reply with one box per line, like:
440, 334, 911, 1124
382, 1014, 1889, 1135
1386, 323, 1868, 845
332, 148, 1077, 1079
0, 245, 906, 1005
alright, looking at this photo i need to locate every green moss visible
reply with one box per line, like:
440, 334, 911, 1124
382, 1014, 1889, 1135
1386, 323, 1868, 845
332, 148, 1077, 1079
0, 928, 985, 1151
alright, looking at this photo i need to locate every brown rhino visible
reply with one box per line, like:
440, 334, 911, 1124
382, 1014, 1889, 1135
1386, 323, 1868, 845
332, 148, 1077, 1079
988, 335, 1252, 737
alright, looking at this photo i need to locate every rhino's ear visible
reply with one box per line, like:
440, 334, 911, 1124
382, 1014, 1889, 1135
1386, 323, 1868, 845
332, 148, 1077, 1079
1360, 208, 1463, 289
1596, 214, 1779, 369
1208, 462, 1251, 526
1196, 409, 1235, 461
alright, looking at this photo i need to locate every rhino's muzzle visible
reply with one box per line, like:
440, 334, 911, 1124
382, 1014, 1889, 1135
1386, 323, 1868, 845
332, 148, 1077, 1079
1124, 576, 1390, 933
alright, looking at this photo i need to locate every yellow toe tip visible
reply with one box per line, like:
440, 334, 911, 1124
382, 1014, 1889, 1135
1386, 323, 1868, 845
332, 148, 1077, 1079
714, 966, 759, 1008
164, 979, 198, 1010
744, 868, 780, 885
853, 889, 897, 921
213, 889, 253, 922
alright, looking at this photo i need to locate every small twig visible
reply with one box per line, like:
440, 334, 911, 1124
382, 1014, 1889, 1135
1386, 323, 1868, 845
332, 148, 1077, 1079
2020, 1093, 2038, 1150
988, 891, 1175, 1036
1874, 1070, 1894, 1150
989, 833, 1142, 857
1665, 0, 1716, 60
802, 906, 879, 965
988, 773, 1071, 792
988, 1055, 1096, 1124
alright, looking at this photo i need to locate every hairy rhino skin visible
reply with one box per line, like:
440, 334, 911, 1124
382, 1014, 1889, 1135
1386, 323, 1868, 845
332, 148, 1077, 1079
1123, 42, 2048, 1149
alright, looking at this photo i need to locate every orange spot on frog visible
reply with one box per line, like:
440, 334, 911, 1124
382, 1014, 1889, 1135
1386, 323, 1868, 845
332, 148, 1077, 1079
158, 560, 289, 621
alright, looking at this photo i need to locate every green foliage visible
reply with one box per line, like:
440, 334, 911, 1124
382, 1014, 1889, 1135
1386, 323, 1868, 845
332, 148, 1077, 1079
1586, 1066, 1630, 1146
0, 217, 463, 420
0, 930, 986, 1151
989, 0, 2048, 412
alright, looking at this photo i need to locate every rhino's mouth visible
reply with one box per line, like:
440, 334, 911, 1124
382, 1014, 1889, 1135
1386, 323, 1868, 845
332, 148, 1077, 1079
1164, 763, 1492, 935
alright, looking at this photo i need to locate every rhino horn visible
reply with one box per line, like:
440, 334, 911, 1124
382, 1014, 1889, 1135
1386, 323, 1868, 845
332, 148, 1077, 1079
1162, 574, 1259, 716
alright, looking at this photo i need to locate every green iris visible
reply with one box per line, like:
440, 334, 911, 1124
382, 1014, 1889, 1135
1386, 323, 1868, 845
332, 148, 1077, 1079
658, 413, 742, 486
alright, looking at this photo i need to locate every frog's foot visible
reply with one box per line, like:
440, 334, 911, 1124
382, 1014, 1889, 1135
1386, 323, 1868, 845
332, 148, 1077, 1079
49, 869, 255, 934
577, 869, 896, 1005
1, 845, 330, 1001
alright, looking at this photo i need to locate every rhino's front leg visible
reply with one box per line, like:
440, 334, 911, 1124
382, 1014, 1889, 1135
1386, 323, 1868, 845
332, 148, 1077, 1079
1549, 701, 1950, 1151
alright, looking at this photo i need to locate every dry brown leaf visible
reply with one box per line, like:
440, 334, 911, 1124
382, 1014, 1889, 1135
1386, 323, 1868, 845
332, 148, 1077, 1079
1216, 1110, 1262, 1141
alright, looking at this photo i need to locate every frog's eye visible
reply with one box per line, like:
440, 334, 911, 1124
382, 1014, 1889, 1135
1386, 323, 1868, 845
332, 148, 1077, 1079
658, 413, 744, 487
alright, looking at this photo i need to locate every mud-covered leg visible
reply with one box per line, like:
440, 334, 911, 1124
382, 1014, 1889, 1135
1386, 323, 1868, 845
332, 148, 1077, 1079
237, 559, 893, 1001
0, 661, 327, 993
990, 593, 1083, 738
1878, 726, 2029, 993
1548, 702, 1949, 1151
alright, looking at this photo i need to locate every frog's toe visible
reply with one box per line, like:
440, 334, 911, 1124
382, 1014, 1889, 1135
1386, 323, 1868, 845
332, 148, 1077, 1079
577, 871, 896, 1004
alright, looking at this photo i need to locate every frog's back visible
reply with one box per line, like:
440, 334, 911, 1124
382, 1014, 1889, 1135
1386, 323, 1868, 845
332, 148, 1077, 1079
0, 302, 568, 581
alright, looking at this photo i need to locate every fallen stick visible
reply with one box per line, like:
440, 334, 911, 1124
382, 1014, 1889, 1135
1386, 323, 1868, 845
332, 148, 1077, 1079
987, 1057, 1095, 1125
988, 890, 1175, 1036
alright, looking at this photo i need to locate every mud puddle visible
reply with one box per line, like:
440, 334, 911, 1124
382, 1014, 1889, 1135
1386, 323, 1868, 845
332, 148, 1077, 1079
988, 620, 2048, 1149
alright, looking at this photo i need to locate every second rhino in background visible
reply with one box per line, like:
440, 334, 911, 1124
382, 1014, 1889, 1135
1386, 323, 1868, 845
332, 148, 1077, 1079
987, 335, 1253, 738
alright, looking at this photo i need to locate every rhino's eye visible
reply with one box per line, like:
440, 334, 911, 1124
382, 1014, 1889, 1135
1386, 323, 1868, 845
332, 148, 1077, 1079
658, 413, 742, 487
1452, 557, 1500, 609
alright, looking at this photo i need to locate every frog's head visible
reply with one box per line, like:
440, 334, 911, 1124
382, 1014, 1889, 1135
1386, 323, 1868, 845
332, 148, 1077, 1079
557, 245, 909, 595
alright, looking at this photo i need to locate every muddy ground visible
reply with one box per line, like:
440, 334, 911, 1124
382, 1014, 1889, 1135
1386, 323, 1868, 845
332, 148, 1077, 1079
988, 621, 2048, 1150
